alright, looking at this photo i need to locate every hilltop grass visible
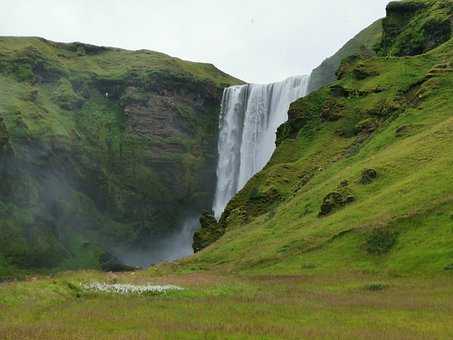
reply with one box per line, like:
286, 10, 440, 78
0, 37, 237, 87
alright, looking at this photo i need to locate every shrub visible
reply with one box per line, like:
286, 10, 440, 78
365, 282, 387, 291
366, 228, 398, 255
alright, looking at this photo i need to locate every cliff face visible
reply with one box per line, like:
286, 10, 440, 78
188, 0, 453, 276
0, 37, 240, 273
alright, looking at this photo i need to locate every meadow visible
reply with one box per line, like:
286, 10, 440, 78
1, 269, 453, 339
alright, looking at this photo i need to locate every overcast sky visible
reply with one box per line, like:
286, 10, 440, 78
1, 0, 391, 83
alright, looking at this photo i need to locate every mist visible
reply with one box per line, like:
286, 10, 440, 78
114, 216, 200, 268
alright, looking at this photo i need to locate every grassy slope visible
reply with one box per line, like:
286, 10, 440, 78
187, 39, 453, 276
184, 0, 453, 277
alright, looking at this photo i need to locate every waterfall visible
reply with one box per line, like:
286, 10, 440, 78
213, 75, 310, 219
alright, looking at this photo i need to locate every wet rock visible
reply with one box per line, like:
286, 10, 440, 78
360, 169, 378, 184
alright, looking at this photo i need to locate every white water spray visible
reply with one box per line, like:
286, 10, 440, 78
213, 75, 310, 219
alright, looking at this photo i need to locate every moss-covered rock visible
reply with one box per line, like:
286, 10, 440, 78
360, 169, 378, 184
318, 182, 355, 217
193, 211, 223, 253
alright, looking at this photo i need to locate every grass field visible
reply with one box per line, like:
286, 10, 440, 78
1, 270, 453, 339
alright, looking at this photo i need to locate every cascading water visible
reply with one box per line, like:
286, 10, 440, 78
213, 75, 310, 219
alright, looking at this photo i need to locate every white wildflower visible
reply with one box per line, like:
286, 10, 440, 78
82, 282, 183, 295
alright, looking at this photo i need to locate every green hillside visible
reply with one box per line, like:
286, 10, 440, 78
0, 37, 240, 276
189, 0, 453, 276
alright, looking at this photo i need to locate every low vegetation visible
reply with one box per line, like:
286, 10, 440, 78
0, 271, 452, 339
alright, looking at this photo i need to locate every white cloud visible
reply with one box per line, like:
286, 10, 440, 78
0, 0, 391, 83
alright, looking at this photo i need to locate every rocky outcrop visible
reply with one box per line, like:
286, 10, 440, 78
318, 181, 355, 217
193, 211, 223, 252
